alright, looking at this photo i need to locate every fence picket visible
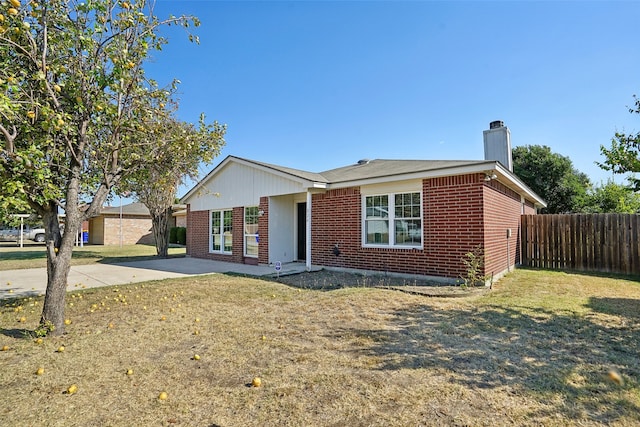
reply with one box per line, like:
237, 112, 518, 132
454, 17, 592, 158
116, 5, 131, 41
520, 214, 640, 275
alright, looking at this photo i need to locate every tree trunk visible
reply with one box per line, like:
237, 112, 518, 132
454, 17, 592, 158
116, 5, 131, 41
39, 203, 78, 336
38, 164, 94, 336
151, 206, 171, 258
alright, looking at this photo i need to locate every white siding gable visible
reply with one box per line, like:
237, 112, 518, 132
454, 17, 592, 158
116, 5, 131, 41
185, 161, 309, 211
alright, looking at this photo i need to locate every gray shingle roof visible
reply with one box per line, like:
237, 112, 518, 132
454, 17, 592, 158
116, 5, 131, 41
318, 159, 488, 183
237, 157, 492, 183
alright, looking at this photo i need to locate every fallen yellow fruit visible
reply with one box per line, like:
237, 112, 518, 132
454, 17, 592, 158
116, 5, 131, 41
1, 345, 9, 351
193, 354, 200, 360
158, 391, 168, 400
64, 319, 71, 325
66, 384, 78, 395
56, 345, 65, 353
608, 369, 624, 385
251, 377, 262, 387
34, 338, 43, 344
126, 369, 133, 375
35, 367, 44, 375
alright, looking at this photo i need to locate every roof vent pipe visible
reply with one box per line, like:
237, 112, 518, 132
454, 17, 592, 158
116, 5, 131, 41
357, 159, 370, 165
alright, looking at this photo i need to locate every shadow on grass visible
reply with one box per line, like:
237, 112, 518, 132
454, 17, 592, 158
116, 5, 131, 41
329, 302, 640, 423
587, 297, 640, 321
0, 328, 32, 339
0, 289, 42, 303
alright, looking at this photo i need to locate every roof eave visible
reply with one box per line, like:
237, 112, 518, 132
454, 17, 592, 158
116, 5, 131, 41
493, 163, 547, 208
326, 161, 500, 189
326, 160, 547, 208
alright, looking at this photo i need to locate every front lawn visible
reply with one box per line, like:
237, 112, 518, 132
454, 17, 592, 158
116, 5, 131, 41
0, 244, 186, 271
0, 269, 638, 426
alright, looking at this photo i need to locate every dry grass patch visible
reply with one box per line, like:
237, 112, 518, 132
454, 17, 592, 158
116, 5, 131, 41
1, 269, 639, 426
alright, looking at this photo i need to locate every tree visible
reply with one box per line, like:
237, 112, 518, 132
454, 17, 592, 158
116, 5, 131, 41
512, 145, 591, 213
579, 180, 640, 213
122, 116, 225, 258
599, 95, 640, 190
0, 0, 222, 335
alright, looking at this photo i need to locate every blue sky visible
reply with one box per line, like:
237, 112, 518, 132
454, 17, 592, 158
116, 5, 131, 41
147, 0, 640, 197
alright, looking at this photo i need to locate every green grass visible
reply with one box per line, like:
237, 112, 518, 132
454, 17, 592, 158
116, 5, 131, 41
0, 244, 186, 271
1, 268, 639, 426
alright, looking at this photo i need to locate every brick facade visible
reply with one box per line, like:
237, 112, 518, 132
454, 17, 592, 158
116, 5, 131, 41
187, 205, 258, 264
88, 215, 154, 245
309, 173, 491, 279
482, 180, 525, 280
258, 197, 270, 265
187, 173, 536, 280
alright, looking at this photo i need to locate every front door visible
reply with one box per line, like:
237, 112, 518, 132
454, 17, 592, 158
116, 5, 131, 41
297, 202, 306, 261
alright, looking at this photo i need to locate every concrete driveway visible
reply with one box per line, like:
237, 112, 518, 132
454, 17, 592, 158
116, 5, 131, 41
0, 257, 307, 300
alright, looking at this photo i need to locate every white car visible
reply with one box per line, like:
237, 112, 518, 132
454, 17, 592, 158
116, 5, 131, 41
0, 225, 46, 243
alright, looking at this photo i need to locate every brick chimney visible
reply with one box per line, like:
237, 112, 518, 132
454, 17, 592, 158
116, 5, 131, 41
483, 120, 512, 171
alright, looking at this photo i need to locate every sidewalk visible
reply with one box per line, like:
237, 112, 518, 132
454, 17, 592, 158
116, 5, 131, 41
0, 257, 309, 300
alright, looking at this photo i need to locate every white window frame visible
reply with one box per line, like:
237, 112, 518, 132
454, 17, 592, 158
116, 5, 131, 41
210, 209, 233, 254
362, 191, 423, 249
244, 206, 259, 258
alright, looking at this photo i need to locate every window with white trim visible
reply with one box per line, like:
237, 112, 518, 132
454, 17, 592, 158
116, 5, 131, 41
364, 192, 422, 247
244, 206, 259, 257
210, 210, 233, 253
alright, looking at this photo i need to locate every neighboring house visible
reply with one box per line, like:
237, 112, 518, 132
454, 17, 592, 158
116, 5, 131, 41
172, 205, 187, 228
88, 202, 154, 245
182, 122, 546, 282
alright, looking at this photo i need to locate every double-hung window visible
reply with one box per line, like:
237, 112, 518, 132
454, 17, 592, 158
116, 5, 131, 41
244, 206, 259, 257
364, 192, 422, 247
210, 210, 233, 253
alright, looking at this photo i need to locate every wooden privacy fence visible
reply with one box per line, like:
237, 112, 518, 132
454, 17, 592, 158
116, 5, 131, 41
521, 214, 640, 275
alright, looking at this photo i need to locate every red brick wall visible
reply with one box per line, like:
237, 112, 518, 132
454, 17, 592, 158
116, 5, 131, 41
186, 205, 252, 264
187, 206, 208, 258
230, 207, 245, 263
423, 174, 485, 278
482, 180, 524, 280
310, 174, 489, 279
258, 197, 269, 264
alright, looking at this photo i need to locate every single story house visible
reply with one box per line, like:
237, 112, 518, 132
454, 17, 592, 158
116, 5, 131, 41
181, 121, 546, 282
88, 202, 154, 245
172, 205, 187, 228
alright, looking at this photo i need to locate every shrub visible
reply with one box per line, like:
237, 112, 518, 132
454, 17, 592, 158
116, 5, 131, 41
460, 245, 489, 288
176, 227, 186, 245
169, 227, 178, 244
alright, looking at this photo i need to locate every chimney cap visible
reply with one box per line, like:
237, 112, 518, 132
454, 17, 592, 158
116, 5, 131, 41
489, 120, 504, 129
356, 159, 370, 165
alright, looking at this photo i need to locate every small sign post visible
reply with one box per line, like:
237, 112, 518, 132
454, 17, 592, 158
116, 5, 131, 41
274, 261, 282, 278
